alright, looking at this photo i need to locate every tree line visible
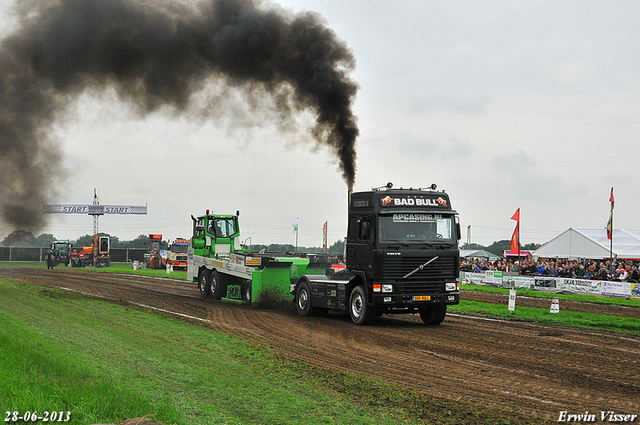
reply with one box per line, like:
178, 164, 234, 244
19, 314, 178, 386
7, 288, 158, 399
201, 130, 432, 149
461, 239, 541, 256
0, 230, 346, 254
250, 239, 344, 255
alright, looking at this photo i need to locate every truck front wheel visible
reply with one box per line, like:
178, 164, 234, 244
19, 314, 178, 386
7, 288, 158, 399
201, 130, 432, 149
349, 286, 375, 325
419, 304, 447, 325
198, 270, 211, 299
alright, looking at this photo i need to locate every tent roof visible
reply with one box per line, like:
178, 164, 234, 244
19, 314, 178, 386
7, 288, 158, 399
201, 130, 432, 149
533, 228, 640, 259
504, 250, 532, 259
461, 249, 498, 259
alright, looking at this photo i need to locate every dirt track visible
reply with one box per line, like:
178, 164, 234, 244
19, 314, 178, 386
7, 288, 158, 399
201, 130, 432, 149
2, 267, 639, 423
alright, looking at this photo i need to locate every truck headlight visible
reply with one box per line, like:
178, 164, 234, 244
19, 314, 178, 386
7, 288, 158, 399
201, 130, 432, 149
382, 284, 393, 293
445, 282, 457, 291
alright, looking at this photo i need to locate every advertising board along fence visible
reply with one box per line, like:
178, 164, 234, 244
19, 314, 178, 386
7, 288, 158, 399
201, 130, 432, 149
463, 271, 639, 300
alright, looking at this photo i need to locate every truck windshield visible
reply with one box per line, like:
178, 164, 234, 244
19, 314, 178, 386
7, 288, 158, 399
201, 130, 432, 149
378, 213, 455, 244
171, 244, 189, 253
209, 217, 237, 238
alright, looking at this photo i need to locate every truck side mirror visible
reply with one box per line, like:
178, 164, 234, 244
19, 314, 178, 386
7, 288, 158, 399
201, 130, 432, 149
455, 218, 461, 241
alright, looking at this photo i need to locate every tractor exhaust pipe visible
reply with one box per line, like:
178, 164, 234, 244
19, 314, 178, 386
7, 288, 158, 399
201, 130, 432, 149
191, 215, 197, 239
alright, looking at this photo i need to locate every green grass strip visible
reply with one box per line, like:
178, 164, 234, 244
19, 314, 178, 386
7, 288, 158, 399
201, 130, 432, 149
450, 300, 640, 335
0, 278, 551, 425
0, 261, 188, 280
461, 284, 640, 307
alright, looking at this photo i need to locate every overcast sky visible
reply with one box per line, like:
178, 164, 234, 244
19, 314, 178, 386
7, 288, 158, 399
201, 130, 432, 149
2, 0, 639, 248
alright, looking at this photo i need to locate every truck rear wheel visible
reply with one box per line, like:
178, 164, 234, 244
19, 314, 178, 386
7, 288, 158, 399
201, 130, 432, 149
210, 270, 227, 300
242, 280, 252, 303
198, 269, 211, 299
419, 304, 447, 325
349, 286, 375, 325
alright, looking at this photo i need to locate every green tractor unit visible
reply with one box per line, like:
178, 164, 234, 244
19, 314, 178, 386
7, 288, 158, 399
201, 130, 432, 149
187, 211, 325, 306
188, 183, 461, 326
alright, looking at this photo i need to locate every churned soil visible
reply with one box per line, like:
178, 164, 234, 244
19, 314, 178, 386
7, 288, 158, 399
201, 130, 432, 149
2, 267, 639, 423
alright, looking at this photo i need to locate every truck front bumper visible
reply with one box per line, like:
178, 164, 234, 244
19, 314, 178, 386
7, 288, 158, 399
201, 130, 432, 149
372, 292, 459, 307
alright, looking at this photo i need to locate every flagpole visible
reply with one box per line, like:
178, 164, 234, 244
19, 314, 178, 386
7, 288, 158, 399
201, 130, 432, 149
610, 188, 614, 261
293, 217, 299, 254
610, 213, 613, 261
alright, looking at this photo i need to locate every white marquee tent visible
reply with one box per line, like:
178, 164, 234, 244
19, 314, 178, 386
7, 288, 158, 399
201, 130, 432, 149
533, 228, 640, 260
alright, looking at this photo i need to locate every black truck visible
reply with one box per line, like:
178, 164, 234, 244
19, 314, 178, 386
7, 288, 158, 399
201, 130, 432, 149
294, 183, 461, 325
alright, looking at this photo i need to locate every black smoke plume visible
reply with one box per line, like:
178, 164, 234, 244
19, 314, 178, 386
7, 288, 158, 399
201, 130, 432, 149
0, 0, 359, 231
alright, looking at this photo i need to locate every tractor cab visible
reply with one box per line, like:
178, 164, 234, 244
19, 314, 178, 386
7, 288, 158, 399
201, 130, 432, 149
190, 211, 244, 258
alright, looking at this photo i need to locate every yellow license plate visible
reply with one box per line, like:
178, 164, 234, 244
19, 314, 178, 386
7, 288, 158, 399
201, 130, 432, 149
413, 295, 431, 301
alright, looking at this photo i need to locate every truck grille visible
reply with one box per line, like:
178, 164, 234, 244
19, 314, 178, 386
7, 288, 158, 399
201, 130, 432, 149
382, 256, 457, 293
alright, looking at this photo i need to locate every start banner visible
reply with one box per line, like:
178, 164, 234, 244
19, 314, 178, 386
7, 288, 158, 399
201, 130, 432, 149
43, 204, 147, 215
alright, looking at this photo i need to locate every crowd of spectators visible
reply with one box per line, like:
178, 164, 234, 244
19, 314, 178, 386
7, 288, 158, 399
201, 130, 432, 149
460, 258, 516, 273
460, 257, 639, 282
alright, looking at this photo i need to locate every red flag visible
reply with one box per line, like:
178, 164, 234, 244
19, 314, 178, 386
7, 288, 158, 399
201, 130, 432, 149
609, 187, 615, 209
510, 208, 520, 254
511, 224, 520, 255
606, 188, 614, 240
322, 221, 327, 250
